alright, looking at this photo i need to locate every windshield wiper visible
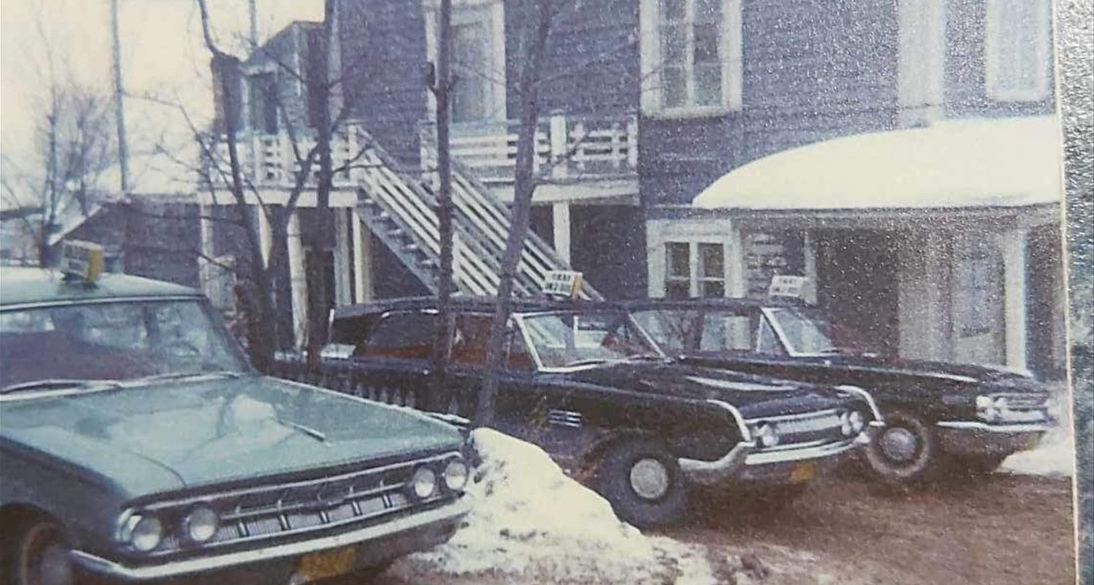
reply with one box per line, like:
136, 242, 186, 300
563, 358, 609, 368
1, 379, 122, 395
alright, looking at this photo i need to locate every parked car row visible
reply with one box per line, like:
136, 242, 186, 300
0, 254, 471, 585
282, 293, 1054, 527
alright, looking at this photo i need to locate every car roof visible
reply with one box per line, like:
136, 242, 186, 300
331, 295, 618, 320
0, 266, 202, 308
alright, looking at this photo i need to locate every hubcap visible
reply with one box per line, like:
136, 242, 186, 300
629, 458, 670, 501
20, 524, 73, 585
880, 427, 920, 463
38, 543, 72, 585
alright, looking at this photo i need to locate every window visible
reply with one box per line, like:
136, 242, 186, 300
956, 249, 1000, 337
985, 0, 1052, 102
663, 241, 728, 298
360, 311, 436, 359
425, 0, 506, 123
248, 73, 279, 134
641, 0, 742, 115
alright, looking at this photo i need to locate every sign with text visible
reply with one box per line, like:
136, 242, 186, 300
768, 275, 807, 299
60, 240, 105, 283
542, 270, 583, 299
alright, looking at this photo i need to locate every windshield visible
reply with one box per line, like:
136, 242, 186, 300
518, 311, 663, 369
766, 307, 838, 355
0, 299, 249, 392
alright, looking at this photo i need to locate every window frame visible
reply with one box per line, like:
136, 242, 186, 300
661, 239, 730, 299
984, 0, 1052, 102
424, 0, 508, 124
640, 0, 743, 118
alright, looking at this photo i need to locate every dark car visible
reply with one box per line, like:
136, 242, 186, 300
0, 264, 471, 585
624, 298, 1054, 485
281, 296, 883, 528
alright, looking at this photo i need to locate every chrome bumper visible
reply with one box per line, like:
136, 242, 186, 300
680, 421, 882, 486
70, 496, 472, 582
935, 421, 1050, 457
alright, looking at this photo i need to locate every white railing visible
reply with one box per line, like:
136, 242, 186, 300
420, 112, 639, 184
208, 126, 367, 190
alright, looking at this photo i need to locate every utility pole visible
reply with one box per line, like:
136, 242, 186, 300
110, 0, 130, 194
429, 0, 456, 412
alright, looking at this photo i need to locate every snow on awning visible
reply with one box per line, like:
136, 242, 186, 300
694, 116, 1064, 211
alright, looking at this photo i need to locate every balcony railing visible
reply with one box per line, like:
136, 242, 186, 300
420, 112, 638, 184
207, 125, 369, 190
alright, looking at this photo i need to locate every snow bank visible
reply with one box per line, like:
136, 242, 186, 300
397, 429, 868, 585
999, 388, 1076, 478
402, 428, 715, 584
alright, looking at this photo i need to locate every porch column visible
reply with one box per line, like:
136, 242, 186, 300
352, 213, 373, 302
287, 210, 308, 350
727, 222, 746, 297
333, 208, 352, 306
552, 202, 571, 264
198, 204, 215, 300
999, 228, 1029, 370
256, 204, 272, 268
802, 230, 818, 304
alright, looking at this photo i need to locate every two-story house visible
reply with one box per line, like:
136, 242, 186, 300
208, 0, 1065, 378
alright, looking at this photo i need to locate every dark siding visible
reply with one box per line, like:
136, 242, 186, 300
944, 0, 1055, 118
504, 0, 640, 117
339, 0, 429, 165
570, 205, 647, 299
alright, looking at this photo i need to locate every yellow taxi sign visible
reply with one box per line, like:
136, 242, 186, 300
542, 270, 583, 299
60, 240, 105, 283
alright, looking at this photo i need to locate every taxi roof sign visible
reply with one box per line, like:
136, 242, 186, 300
60, 240, 105, 284
542, 270, 583, 299
768, 275, 807, 299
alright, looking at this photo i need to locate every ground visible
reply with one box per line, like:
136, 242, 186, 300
366, 429, 1076, 585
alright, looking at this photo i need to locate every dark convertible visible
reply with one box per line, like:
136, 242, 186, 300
283, 297, 884, 527
625, 298, 1054, 485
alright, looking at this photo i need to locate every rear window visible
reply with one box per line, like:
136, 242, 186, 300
358, 311, 436, 360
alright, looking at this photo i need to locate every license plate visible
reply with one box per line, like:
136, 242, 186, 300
790, 461, 817, 483
295, 546, 357, 582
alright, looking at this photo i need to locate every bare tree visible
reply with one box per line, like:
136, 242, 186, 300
1, 81, 115, 266
475, 0, 557, 427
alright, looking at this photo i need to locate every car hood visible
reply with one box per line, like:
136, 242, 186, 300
561, 361, 852, 418
805, 353, 1045, 390
0, 375, 462, 498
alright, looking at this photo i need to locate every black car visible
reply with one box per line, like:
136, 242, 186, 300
624, 298, 1054, 485
276, 297, 883, 528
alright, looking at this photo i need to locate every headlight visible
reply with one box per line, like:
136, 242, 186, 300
993, 396, 1009, 412
119, 514, 163, 553
410, 466, 438, 499
442, 459, 469, 492
976, 395, 998, 421
848, 410, 865, 434
183, 506, 219, 544
754, 423, 780, 447
839, 411, 852, 436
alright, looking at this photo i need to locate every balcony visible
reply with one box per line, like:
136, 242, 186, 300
419, 112, 640, 204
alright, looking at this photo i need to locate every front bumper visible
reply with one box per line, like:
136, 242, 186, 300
935, 421, 1049, 457
680, 421, 883, 487
70, 496, 472, 583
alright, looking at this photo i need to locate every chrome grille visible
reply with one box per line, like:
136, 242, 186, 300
997, 393, 1049, 411
748, 409, 846, 448
137, 452, 461, 556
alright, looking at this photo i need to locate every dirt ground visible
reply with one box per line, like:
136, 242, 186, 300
376, 473, 1076, 585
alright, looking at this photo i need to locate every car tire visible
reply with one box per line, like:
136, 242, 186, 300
863, 410, 937, 486
1, 515, 77, 585
593, 438, 689, 529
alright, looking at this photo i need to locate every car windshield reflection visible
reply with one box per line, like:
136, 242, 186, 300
0, 299, 250, 393
518, 311, 664, 369
766, 307, 840, 355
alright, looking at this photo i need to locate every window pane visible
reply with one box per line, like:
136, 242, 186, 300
662, 66, 687, 108
661, 0, 686, 21
695, 66, 723, 107
700, 313, 753, 351
363, 312, 436, 359
693, 24, 720, 65
666, 280, 691, 300
452, 22, 490, 122
695, 0, 721, 24
698, 243, 723, 277
660, 24, 687, 65
667, 242, 690, 278
700, 281, 725, 298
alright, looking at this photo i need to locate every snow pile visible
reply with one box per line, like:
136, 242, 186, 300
999, 386, 1076, 478
401, 428, 716, 584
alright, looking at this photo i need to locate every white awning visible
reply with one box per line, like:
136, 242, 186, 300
694, 116, 1064, 211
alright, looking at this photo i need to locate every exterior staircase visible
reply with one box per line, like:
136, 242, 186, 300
352, 131, 602, 299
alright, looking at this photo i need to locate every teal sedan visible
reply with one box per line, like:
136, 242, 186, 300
0, 265, 471, 585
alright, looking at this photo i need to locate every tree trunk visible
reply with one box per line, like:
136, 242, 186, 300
474, 0, 554, 428
430, 0, 456, 413
305, 0, 337, 372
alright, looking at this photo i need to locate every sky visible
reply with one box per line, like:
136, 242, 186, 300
0, 0, 324, 206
